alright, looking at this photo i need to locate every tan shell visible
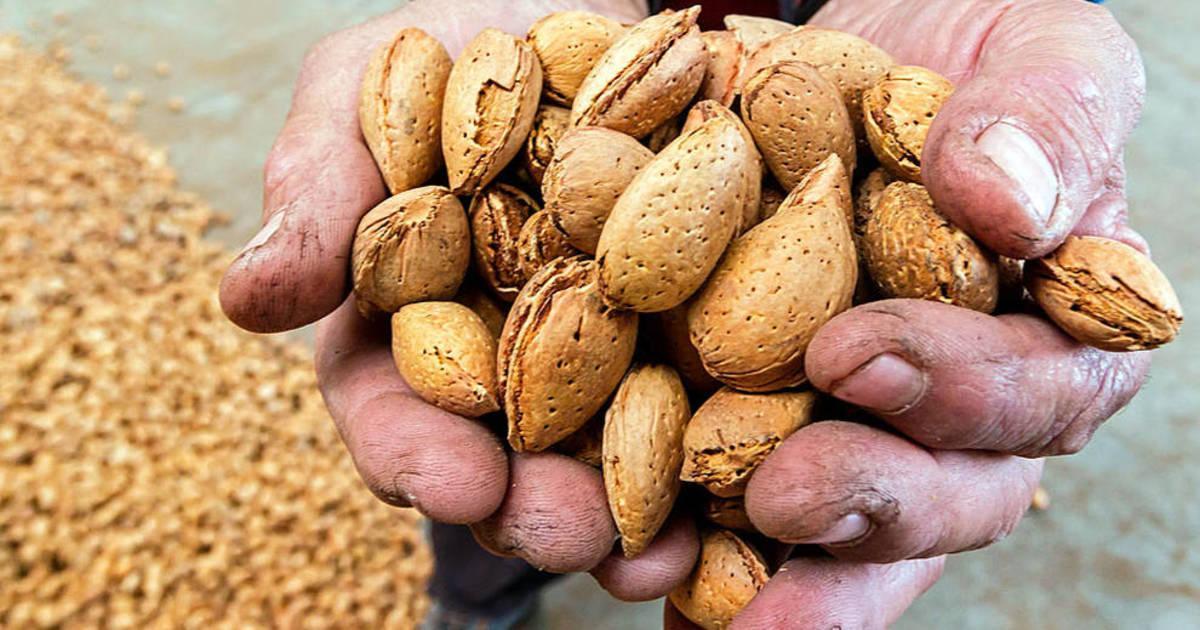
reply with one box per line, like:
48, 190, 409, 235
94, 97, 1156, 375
688, 156, 857, 392
351, 186, 470, 316
554, 415, 604, 467
702, 495, 756, 533
527, 11, 625, 105
854, 168, 894, 245
391, 302, 500, 417
699, 31, 743, 107
864, 182, 999, 313
647, 305, 722, 395
669, 529, 769, 630
741, 61, 856, 191
596, 113, 756, 313
542, 127, 654, 253
360, 28, 452, 195
442, 29, 543, 195
680, 388, 816, 497
723, 14, 792, 55
603, 364, 691, 557
1026, 236, 1183, 351
498, 257, 639, 452
863, 65, 955, 182
682, 100, 763, 235
745, 27, 894, 142
469, 182, 538, 301
644, 116, 683, 153
454, 280, 508, 339
571, 8, 706, 139
522, 104, 572, 186
516, 210, 581, 283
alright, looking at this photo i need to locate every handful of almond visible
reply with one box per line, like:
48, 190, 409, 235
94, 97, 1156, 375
348, 7, 1182, 628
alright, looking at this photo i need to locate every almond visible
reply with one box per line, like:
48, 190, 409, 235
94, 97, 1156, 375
469, 182, 538, 301
723, 14, 792, 56
454, 280, 509, 339
644, 115, 683, 153
516, 209, 581, 283
681, 100, 763, 235
555, 415, 605, 467
698, 31, 742, 107
669, 529, 769, 630
863, 65, 955, 182
391, 302, 499, 417
645, 304, 722, 396
527, 11, 625, 105
701, 495, 756, 533
522, 104, 572, 186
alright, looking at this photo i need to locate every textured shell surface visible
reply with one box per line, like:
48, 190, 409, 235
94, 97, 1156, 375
863, 65, 955, 182
469, 182, 539, 301
527, 11, 625, 105
669, 529, 769, 630
391, 302, 499, 417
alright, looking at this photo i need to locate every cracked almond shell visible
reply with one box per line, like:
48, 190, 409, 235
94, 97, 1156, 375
865, 182, 999, 313
603, 364, 690, 557
516, 210, 581, 283
527, 11, 625, 105
682, 100, 763, 235
442, 29, 543, 195
542, 127, 654, 254
596, 112, 756, 313
702, 495, 756, 533
723, 14, 792, 56
688, 156, 856, 392
571, 8, 706, 139
469, 182, 538, 301
1026, 236, 1183, 351
669, 529, 769, 630
391, 302, 500, 417
523, 104, 572, 186
351, 186, 470, 316
498, 257, 638, 452
680, 387, 816, 497
863, 65, 955, 182
699, 30, 742, 107
360, 28, 452, 194
741, 61, 856, 191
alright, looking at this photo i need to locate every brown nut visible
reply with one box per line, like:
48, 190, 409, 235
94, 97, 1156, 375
864, 182, 999, 313
701, 495, 756, 533
498, 257, 638, 452
644, 116, 683, 153
442, 29, 543, 195
527, 11, 625, 105
351, 186, 471, 316
391, 302, 500, 417
688, 156, 857, 392
469, 182, 538, 301
360, 28, 452, 194
680, 387, 816, 497
571, 8, 706, 139
516, 210, 581, 283
542, 126, 655, 254
522, 104, 572, 186
1026, 236, 1183, 351
596, 111, 756, 313
863, 65, 955, 182
669, 529, 769, 630
741, 61, 856, 191
645, 304, 722, 396
698, 31, 742, 107
554, 415, 605, 467
682, 100, 763, 235
454, 280, 509, 339
603, 364, 690, 557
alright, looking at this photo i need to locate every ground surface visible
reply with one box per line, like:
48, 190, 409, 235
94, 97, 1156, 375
3, 2, 1197, 628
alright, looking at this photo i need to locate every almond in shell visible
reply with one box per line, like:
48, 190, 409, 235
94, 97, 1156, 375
644, 116, 683, 153
469, 182, 538, 301
454, 279, 509, 339
555, 415, 605, 467
698, 30, 742, 107
702, 495, 756, 533
682, 100, 763, 235
516, 210, 582, 283
669, 529, 769, 630
723, 14, 792, 56
499, 257, 639, 452
646, 304, 722, 395
527, 11, 625, 105
522, 104, 572, 186
863, 65, 955, 182
391, 302, 499, 417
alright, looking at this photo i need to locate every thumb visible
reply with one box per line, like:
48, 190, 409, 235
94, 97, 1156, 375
922, 0, 1145, 259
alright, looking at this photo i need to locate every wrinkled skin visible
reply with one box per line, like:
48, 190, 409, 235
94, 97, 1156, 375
218, 0, 1153, 625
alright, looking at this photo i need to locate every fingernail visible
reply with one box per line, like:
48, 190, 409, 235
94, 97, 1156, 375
238, 210, 285, 257
977, 122, 1059, 225
786, 513, 871, 545
831, 353, 925, 414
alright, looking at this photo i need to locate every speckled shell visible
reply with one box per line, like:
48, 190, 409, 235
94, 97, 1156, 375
351, 186, 470, 316
596, 114, 755, 313
864, 182, 998, 313
527, 11, 625, 105
454, 281, 508, 339
1026, 236, 1183, 351
648, 305, 722, 395
603, 364, 690, 557
360, 28, 452, 195
744, 27, 894, 142
469, 183, 538, 301
442, 29, 543, 195
688, 156, 857, 392
863, 65, 955, 182
741, 61, 856, 191
542, 127, 654, 254
723, 14, 792, 55
680, 387, 815, 497
682, 100, 763, 235
523, 104, 572, 186
669, 529, 769, 630
571, 8, 706, 139
498, 257, 639, 452
391, 302, 499, 417
702, 495, 756, 533
699, 31, 743, 107
516, 210, 581, 283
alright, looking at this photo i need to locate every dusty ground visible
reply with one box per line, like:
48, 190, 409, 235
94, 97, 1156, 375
2, 1, 1197, 628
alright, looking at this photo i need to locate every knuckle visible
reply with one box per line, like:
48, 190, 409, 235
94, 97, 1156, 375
1034, 350, 1147, 457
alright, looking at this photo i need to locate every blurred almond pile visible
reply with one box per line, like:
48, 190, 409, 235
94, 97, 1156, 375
0, 36, 430, 628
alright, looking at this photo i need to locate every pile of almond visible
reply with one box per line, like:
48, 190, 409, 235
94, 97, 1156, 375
351, 8, 1183, 628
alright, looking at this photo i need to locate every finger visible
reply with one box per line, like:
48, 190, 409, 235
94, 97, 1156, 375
746, 421, 1042, 563
314, 298, 508, 523
590, 513, 699, 602
471, 453, 616, 574
921, 0, 1145, 259
804, 299, 1151, 457
731, 556, 945, 630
